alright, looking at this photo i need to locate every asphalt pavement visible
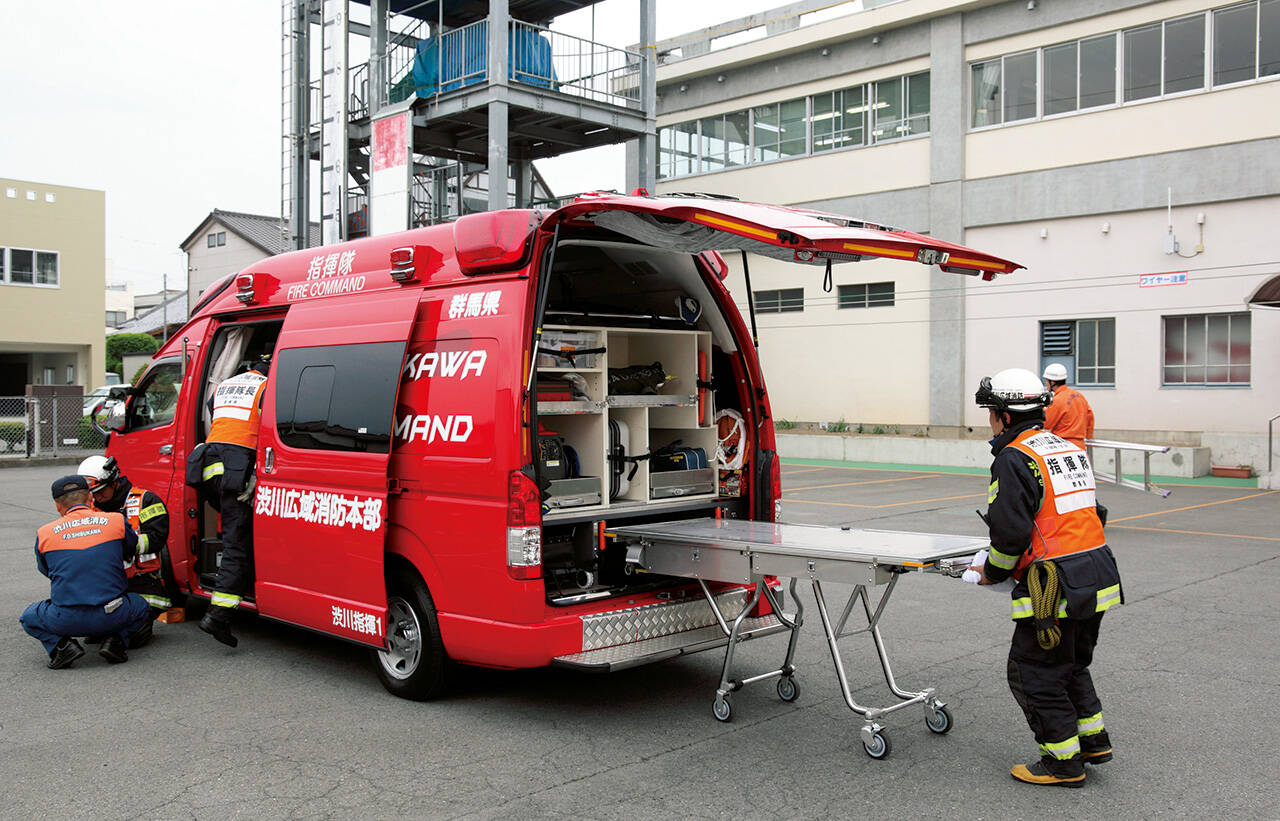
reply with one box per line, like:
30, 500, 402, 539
1, 460, 1276, 820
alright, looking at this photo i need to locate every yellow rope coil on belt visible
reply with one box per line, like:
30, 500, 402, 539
1028, 560, 1062, 650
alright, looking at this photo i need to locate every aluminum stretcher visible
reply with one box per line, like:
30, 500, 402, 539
608, 518, 983, 759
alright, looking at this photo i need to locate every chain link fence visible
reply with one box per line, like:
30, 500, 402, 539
0, 395, 107, 461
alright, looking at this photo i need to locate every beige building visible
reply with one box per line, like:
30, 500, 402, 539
0, 177, 106, 395
651, 0, 1280, 470
181, 209, 319, 313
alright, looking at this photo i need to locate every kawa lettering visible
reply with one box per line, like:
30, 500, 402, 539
402, 350, 487, 381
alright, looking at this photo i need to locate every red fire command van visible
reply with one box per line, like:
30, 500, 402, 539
99, 194, 1019, 700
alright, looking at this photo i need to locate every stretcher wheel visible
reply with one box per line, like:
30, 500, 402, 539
776, 676, 800, 703
862, 731, 891, 760
712, 697, 732, 722
926, 705, 953, 735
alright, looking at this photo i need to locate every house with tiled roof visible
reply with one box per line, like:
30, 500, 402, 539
180, 209, 320, 314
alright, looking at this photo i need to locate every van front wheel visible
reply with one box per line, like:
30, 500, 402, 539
372, 574, 448, 700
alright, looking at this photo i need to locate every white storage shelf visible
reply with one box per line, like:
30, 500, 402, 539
538, 325, 719, 518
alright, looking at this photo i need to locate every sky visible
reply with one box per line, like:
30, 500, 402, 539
0, 0, 851, 296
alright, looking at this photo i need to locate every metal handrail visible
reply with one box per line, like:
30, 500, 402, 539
1086, 438, 1172, 498
1269, 413, 1280, 474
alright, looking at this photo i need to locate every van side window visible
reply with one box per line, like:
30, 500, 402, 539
128, 360, 182, 430
274, 342, 402, 453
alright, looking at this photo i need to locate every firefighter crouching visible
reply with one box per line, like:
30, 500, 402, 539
187, 358, 269, 648
79, 455, 176, 639
20, 475, 153, 668
974, 368, 1124, 788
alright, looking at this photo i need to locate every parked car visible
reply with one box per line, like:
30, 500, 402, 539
83, 385, 129, 416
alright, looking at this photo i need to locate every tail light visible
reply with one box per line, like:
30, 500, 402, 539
506, 470, 542, 579
389, 247, 417, 282
235, 273, 257, 304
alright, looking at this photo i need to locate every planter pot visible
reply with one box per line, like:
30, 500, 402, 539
1210, 465, 1252, 478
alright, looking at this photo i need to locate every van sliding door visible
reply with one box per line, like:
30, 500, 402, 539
253, 292, 418, 647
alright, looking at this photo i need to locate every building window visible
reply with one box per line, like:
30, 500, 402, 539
36, 251, 57, 285
217, 231, 226, 246
753, 288, 804, 313
1075, 318, 1116, 385
207, 233, 216, 248
65, 365, 75, 384
1163, 14, 1207, 94
208, 231, 227, 248
42, 367, 55, 385
658, 70, 930, 178
1040, 318, 1115, 386
974, 2, 1279, 129
9, 249, 34, 284
2, 247, 59, 287
45, 192, 56, 203
838, 281, 895, 309
1163, 312, 1251, 385
106, 311, 127, 328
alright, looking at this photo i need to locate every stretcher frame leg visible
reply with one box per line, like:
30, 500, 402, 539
811, 577, 948, 755
697, 577, 803, 722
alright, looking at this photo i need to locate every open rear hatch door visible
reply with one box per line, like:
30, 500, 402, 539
541, 194, 1022, 280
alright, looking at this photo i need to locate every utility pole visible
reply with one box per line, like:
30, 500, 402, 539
162, 271, 168, 344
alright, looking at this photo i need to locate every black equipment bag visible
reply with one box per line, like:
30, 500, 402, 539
537, 429, 569, 482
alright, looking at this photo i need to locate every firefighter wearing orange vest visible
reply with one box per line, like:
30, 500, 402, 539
1041, 363, 1095, 450
974, 368, 1123, 788
20, 475, 153, 668
190, 359, 269, 648
79, 455, 174, 634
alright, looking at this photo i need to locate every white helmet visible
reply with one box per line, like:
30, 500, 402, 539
975, 368, 1053, 412
78, 455, 120, 490
1042, 363, 1069, 382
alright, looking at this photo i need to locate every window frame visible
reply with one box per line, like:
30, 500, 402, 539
1, 246, 59, 288
273, 341, 404, 453
1074, 317, 1116, 387
753, 288, 804, 314
1161, 311, 1252, 387
658, 70, 931, 179
969, 2, 1279, 132
126, 358, 184, 432
837, 281, 896, 309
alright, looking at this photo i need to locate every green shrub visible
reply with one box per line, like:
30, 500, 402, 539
776, 418, 796, 430
106, 333, 158, 377
828, 419, 850, 433
0, 421, 25, 453
77, 415, 106, 450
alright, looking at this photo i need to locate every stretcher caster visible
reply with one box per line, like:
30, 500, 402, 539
925, 705, 953, 735
712, 697, 732, 722
776, 676, 800, 703
862, 729, 891, 760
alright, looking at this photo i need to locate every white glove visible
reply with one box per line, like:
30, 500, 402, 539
237, 472, 257, 503
962, 548, 1016, 592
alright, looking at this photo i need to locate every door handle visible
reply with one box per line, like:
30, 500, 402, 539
159, 444, 173, 455
264, 446, 275, 473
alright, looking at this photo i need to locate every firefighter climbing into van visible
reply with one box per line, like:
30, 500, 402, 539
186, 355, 270, 648
972, 367, 1123, 788
79, 455, 175, 636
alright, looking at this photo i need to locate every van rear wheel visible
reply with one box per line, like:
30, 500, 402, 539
372, 573, 448, 700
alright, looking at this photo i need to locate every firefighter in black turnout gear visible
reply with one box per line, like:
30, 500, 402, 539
79, 456, 175, 639
187, 358, 270, 648
974, 368, 1124, 788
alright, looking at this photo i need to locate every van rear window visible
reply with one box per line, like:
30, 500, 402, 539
274, 341, 403, 453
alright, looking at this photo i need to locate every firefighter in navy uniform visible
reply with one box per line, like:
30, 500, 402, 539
188, 358, 269, 648
974, 368, 1124, 788
79, 455, 174, 640
20, 475, 153, 668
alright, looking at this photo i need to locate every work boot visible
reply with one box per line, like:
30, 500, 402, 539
48, 637, 85, 670
199, 612, 238, 648
128, 619, 154, 649
1081, 731, 1113, 764
99, 636, 129, 664
1011, 756, 1085, 788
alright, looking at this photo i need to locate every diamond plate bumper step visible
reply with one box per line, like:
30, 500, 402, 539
552, 614, 791, 672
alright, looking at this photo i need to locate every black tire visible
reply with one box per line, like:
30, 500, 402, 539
712, 697, 732, 722
371, 571, 449, 700
863, 731, 891, 760
926, 705, 953, 735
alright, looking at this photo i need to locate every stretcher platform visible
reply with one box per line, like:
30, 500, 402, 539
607, 518, 984, 759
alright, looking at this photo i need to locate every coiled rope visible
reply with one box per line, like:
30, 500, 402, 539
1028, 560, 1062, 650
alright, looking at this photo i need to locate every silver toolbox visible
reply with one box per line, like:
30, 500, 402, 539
649, 468, 716, 499
546, 477, 602, 509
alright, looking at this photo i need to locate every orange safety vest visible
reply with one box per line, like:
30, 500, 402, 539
123, 487, 164, 576
1007, 428, 1106, 579
207, 371, 269, 450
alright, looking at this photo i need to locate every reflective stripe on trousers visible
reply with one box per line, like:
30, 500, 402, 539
1077, 712, 1104, 736
202, 462, 225, 481
210, 592, 242, 608
1038, 735, 1081, 760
